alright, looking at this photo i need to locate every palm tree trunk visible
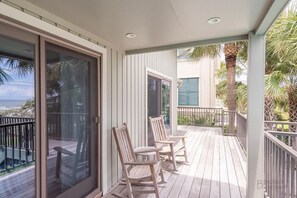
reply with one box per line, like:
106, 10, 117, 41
224, 43, 238, 134
264, 96, 275, 130
288, 85, 297, 151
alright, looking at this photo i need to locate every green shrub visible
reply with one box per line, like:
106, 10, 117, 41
177, 115, 192, 125
193, 114, 215, 126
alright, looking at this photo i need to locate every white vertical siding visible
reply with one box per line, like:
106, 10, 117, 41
177, 57, 220, 107
107, 50, 177, 190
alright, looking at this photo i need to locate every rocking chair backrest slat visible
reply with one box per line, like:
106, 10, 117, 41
149, 116, 168, 142
113, 124, 136, 165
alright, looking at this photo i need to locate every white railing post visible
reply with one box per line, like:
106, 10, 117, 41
247, 33, 265, 198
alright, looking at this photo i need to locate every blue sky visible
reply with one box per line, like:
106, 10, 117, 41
0, 69, 34, 100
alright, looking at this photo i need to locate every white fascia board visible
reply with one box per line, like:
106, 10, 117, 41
125, 35, 248, 55
255, 0, 291, 35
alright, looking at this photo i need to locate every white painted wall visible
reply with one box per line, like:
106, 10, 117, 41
0, 1, 177, 195
177, 57, 219, 107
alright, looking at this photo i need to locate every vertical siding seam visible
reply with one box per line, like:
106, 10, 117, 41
116, 50, 119, 180
110, 48, 114, 185
142, 54, 145, 146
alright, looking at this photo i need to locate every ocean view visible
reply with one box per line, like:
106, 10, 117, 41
0, 100, 27, 110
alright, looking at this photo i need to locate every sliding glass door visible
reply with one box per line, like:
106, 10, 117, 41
44, 42, 99, 198
147, 75, 171, 146
0, 21, 101, 198
0, 23, 38, 198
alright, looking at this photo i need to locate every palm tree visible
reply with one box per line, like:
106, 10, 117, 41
216, 62, 247, 113
188, 42, 247, 133
0, 57, 34, 84
265, 10, 297, 131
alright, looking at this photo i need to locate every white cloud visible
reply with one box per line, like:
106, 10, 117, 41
0, 84, 34, 100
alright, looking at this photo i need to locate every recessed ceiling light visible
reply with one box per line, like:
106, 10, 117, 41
126, 33, 136, 39
208, 17, 221, 24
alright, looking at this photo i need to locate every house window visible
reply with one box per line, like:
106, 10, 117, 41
178, 78, 199, 106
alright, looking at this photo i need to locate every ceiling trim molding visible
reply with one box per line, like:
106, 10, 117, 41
0, 0, 107, 48
255, 0, 290, 35
125, 34, 248, 55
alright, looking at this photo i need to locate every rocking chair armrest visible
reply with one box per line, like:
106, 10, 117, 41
168, 135, 187, 140
134, 146, 162, 154
53, 147, 75, 156
155, 140, 175, 145
124, 160, 159, 166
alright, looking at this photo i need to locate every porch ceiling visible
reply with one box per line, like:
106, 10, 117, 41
27, 0, 288, 52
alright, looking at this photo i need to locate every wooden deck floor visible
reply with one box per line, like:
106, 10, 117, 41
0, 140, 78, 198
104, 126, 247, 198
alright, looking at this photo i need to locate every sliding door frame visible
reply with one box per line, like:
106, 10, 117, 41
0, 22, 40, 198
40, 36, 102, 198
145, 68, 173, 145
0, 16, 104, 198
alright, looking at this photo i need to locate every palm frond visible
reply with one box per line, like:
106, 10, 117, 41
265, 71, 287, 100
188, 45, 221, 60
0, 68, 12, 85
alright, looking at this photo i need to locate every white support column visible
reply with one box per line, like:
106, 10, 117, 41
247, 33, 265, 198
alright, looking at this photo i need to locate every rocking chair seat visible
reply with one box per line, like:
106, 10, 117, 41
129, 162, 161, 180
159, 145, 184, 155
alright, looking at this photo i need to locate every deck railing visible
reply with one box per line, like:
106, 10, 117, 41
0, 113, 87, 173
0, 121, 35, 172
47, 112, 87, 140
264, 131, 297, 198
236, 112, 247, 151
0, 116, 34, 125
265, 121, 297, 133
177, 106, 237, 134
177, 106, 223, 126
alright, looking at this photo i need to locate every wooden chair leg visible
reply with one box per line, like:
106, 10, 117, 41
160, 167, 165, 183
150, 166, 160, 198
55, 152, 61, 178
170, 144, 177, 171
126, 180, 134, 198
172, 154, 178, 171
182, 138, 189, 163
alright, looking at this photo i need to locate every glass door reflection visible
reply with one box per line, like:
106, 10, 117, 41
45, 42, 98, 198
147, 75, 171, 146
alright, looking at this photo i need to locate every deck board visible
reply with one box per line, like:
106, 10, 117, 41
0, 126, 247, 198
104, 126, 247, 198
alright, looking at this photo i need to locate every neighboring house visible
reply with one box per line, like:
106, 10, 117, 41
177, 55, 220, 108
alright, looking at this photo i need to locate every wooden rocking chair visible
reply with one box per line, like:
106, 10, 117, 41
149, 116, 188, 171
53, 115, 89, 186
113, 123, 165, 198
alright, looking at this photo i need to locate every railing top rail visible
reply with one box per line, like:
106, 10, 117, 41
224, 110, 237, 113
268, 131, 297, 137
0, 116, 34, 119
177, 106, 223, 110
47, 112, 88, 115
264, 121, 297, 125
0, 121, 35, 127
264, 131, 297, 160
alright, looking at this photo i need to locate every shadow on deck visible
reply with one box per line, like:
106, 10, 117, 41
104, 126, 247, 198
